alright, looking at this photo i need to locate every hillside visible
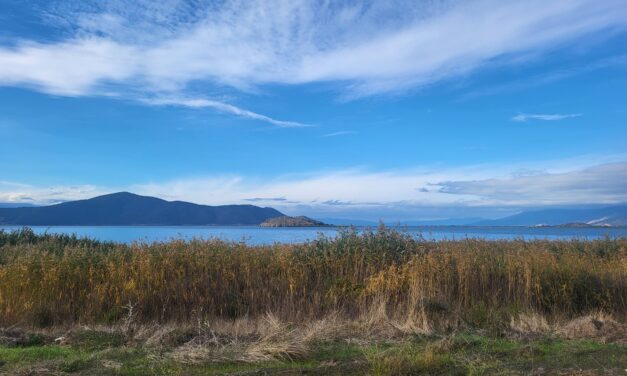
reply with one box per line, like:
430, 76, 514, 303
0, 192, 284, 225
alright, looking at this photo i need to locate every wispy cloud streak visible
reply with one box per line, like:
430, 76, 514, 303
142, 97, 311, 128
321, 131, 358, 137
512, 113, 581, 122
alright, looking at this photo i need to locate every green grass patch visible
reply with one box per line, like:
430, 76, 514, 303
70, 330, 125, 351
310, 341, 364, 362
0, 345, 77, 363
0, 333, 625, 375
364, 341, 464, 376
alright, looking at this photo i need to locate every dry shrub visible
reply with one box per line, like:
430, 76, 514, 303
140, 324, 197, 347
169, 343, 227, 364
510, 312, 551, 335
390, 309, 435, 336
557, 312, 627, 344
242, 313, 309, 362
168, 314, 312, 364
300, 312, 349, 343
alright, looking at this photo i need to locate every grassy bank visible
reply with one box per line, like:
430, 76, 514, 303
1, 322, 626, 375
0, 228, 625, 374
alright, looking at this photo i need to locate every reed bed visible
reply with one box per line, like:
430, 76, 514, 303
0, 227, 625, 327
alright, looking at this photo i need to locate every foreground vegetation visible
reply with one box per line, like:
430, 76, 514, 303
1, 227, 625, 325
0, 228, 625, 374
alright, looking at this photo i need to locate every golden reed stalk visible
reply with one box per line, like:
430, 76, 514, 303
0, 228, 624, 327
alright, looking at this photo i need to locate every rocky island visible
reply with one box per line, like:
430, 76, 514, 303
259, 215, 329, 227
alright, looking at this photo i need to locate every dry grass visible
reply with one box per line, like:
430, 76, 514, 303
242, 314, 309, 362
1, 310, 626, 375
558, 312, 627, 344
510, 312, 551, 335
162, 314, 340, 364
0, 227, 625, 330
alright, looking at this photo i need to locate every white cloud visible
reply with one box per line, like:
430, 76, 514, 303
437, 163, 627, 206
512, 113, 581, 122
0, 38, 137, 96
0, 182, 108, 205
141, 97, 311, 128
0, 0, 626, 100
128, 162, 627, 209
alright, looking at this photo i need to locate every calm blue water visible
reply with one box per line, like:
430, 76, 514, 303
1, 226, 625, 244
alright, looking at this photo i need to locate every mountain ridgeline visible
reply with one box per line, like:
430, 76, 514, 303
1, 192, 626, 227
0, 192, 284, 226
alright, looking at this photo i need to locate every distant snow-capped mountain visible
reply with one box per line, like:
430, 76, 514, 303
475, 205, 627, 227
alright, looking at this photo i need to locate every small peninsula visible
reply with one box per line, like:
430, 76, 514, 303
259, 215, 329, 227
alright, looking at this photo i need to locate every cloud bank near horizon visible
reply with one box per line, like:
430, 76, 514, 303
2, 160, 626, 220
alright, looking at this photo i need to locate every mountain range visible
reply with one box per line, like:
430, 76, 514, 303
0, 192, 283, 225
0, 193, 625, 227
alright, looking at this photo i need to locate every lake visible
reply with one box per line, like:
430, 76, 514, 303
1, 225, 626, 244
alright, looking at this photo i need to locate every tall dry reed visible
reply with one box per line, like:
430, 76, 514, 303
0, 227, 624, 327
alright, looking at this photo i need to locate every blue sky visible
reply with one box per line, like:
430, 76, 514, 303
1, 0, 627, 220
